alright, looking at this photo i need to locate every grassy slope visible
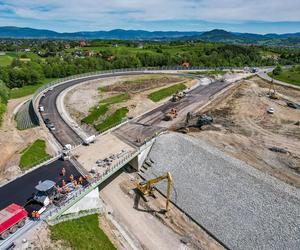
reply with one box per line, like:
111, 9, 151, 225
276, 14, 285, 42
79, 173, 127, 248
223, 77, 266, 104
0, 81, 9, 126
9, 78, 57, 99
82, 104, 109, 125
268, 69, 300, 87
94, 107, 128, 132
50, 214, 115, 250
148, 83, 187, 102
82, 93, 129, 125
20, 139, 51, 171
0, 55, 13, 66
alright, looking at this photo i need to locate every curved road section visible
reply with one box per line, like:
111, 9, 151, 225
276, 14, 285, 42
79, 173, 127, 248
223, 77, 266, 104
37, 71, 232, 147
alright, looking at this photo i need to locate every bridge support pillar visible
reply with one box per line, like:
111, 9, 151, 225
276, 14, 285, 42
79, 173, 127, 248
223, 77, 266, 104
63, 188, 103, 215
129, 139, 155, 171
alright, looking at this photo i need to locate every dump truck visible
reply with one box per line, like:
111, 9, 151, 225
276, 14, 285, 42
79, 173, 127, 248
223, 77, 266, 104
0, 203, 28, 239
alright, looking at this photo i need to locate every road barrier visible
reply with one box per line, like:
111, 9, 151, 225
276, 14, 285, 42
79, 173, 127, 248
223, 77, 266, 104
47, 138, 155, 221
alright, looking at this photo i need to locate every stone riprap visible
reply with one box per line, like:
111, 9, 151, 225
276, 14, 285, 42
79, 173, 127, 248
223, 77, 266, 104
141, 132, 300, 250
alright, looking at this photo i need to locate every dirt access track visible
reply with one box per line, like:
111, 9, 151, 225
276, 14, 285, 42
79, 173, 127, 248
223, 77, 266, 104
189, 76, 300, 187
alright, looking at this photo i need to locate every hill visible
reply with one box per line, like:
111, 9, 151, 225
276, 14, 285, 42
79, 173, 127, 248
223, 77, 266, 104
0, 26, 299, 47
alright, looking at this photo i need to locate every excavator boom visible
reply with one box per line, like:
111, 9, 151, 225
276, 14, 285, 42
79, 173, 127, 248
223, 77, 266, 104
137, 172, 172, 211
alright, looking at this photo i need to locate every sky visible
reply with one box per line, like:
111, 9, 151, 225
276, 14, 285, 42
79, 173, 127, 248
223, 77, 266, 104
0, 0, 299, 34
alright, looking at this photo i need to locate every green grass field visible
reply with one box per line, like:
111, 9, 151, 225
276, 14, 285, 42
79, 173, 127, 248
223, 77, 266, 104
50, 214, 115, 250
81, 104, 109, 125
20, 139, 51, 171
100, 93, 130, 104
148, 83, 187, 102
95, 107, 128, 132
82, 93, 130, 125
9, 78, 57, 99
0, 55, 13, 66
268, 68, 300, 86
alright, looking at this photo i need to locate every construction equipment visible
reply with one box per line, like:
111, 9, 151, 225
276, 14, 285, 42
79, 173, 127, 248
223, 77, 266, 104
268, 80, 279, 99
185, 112, 213, 128
0, 204, 28, 239
164, 108, 178, 121
137, 172, 172, 212
171, 91, 186, 102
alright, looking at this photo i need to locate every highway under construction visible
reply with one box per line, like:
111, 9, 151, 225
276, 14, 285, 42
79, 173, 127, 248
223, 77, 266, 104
0, 68, 299, 250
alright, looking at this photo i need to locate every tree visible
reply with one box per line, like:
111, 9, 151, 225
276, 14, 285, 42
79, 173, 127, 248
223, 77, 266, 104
273, 65, 282, 75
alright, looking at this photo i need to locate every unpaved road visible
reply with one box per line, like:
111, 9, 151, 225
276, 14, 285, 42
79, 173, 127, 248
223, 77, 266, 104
190, 77, 300, 187
100, 171, 194, 250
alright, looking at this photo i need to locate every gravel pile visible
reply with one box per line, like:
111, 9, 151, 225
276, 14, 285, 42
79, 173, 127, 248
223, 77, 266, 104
142, 132, 300, 250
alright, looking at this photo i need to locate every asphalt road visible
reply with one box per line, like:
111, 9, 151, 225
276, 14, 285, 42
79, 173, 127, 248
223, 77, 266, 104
38, 72, 181, 146
136, 80, 230, 125
0, 159, 81, 211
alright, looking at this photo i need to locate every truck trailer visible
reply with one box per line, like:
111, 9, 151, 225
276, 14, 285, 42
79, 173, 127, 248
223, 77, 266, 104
0, 203, 28, 239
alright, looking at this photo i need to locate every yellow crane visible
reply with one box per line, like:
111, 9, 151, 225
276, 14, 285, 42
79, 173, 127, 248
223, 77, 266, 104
137, 172, 172, 212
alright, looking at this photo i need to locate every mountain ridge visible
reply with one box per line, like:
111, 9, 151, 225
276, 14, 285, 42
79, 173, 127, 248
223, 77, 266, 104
0, 27, 299, 47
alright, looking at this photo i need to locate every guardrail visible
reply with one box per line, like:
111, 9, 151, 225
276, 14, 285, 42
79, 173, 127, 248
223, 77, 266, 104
47, 138, 155, 221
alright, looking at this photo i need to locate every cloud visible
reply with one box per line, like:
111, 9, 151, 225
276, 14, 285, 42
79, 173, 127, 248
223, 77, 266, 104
0, 0, 299, 32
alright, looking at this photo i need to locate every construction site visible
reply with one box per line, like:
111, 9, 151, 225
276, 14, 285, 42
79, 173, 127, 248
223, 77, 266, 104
0, 70, 299, 250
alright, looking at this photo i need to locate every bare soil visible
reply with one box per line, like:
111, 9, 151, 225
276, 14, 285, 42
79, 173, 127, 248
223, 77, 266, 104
188, 77, 300, 187
0, 97, 55, 184
100, 171, 223, 250
65, 74, 197, 126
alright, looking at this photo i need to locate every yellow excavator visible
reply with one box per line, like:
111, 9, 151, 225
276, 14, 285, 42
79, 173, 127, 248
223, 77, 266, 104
136, 172, 172, 212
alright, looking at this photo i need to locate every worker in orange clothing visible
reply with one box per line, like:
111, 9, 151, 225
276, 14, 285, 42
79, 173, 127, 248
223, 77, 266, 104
61, 167, 66, 176
61, 179, 66, 187
31, 210, 36, 219
65, 186, 70, 193
35, 211, 40, 220
70, 174, 74, 182
56, 185, 62, 193
78, 176, 83, 185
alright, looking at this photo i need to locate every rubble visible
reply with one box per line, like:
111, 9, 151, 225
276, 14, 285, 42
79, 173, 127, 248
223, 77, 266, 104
141, 132, 300, 250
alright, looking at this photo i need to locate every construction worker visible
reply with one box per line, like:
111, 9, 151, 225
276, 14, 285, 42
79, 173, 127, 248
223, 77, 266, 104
65, 186, 70, 193
35, 211, 40, 220
73, 180, 78, 187
70, 174, 74, 182
78, 176, 83, 185
61, 167, 66, 176
56, 185, 62, 193
85, 175, 90, 181
31, 210, 36, 219
61, 179, 66, 187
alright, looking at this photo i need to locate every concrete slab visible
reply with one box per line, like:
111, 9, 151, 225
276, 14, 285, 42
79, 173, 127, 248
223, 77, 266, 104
141, 132, 300, 250
72, 133, 134, 175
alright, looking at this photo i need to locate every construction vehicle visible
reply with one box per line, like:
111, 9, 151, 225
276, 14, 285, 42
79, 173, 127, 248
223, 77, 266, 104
164, 108, 178, 121
171, 91, 186, 102
0, 204, 28, 239
137, 172, 172, 212
33, 180, 57, 206
268, 80, 279, 99
186, 112, 213, 127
